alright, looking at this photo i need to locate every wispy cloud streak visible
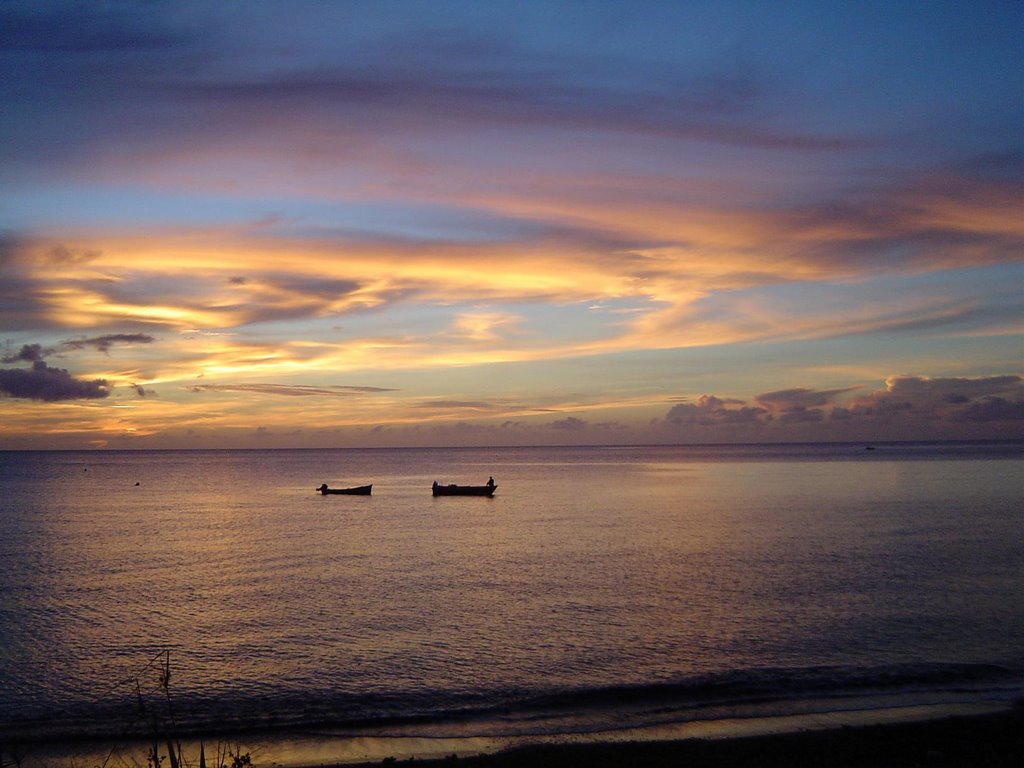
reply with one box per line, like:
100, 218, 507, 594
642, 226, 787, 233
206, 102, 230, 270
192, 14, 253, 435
188, 383, 395, 397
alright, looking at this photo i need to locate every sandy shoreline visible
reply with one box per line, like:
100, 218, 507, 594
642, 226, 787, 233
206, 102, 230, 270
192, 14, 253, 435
337, 705, 1024, 767
280, 704, 1024, 767
11, 702, 1022, 768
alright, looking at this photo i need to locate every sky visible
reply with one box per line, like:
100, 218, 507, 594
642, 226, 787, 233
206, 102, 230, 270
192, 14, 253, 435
1, 0, 1022, 449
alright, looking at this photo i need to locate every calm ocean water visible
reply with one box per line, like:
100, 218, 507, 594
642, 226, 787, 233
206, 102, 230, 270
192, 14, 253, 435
2, 443, 1023, 746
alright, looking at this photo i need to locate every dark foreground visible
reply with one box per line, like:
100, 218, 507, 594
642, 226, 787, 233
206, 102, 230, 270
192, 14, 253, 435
348, 707, 1024, 768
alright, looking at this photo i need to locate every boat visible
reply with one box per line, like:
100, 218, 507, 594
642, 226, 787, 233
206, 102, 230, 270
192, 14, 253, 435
317, 483, 372, 495
432, 479, 497, 497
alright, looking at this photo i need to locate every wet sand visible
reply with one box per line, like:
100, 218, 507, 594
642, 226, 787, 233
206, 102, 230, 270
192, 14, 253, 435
334, 705, 1024, 767
12, 703, 1023, 768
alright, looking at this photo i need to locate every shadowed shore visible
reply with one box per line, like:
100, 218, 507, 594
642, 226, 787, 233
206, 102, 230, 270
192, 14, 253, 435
7, 705, 1024, 768
337, 707, 1024, 768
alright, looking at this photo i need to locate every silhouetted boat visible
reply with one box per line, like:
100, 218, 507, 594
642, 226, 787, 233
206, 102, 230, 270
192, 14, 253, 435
432, 479, 497, 497
317, 483, 372, 495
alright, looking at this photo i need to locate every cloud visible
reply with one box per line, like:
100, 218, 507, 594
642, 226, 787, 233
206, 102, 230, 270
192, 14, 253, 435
414, 400, 494, 410
189, 383, 395, 397
1, 4, 1021, 449
221, 275, 365, 325
662, 376, 1024, 438
2, 335, 155, 363
954, 397, 1024, 423
1, 2, 193, 54
756, 387, 857, 411
840, 375, 1024, 423
779, 173, 1024, 275
155, 58, 856, 156
0, 0, 865, 175
42, 244, 103, 266
883, 374, 1020, 403
6, 237, 380, 331
0, 360, 109, 401
778, 408, 825, 424
3, 160, 1019, 356
664, 395, 769, 428
756, 386, 858, 424
0, 275, 54, 331
451, 312, 524, 343
63, 333, 157, 353
548, 416, 587, 431
2, 343, 50, 363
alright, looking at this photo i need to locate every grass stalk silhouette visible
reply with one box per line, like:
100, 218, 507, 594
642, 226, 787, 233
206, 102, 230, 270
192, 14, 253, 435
130, 651, 252, 768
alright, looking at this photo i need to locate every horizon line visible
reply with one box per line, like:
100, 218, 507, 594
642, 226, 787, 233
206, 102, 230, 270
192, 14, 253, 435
3, 438, 1022, 453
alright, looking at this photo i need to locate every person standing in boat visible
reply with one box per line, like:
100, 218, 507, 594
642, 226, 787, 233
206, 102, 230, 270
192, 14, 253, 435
487, 476, 495, 487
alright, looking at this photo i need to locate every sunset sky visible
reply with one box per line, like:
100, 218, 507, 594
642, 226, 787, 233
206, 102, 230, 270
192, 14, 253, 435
2, 0, 1022, 449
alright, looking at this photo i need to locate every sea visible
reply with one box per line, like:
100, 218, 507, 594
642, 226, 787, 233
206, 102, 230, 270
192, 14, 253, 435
2, 443, 1023, 763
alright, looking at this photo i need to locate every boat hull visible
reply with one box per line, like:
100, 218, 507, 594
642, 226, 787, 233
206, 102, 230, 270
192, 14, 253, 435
318, 484, 372, 495
432, 484, 496, 497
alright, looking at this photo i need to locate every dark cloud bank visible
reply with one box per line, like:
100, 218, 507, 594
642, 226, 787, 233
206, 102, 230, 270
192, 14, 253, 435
0, 360, 108, 401
357, 375, 1023, 448
663, 376, 1024, 434
0, 335, 154, 401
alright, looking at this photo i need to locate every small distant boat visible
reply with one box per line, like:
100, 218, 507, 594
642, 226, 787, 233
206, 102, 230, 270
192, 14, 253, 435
432, 479, 497, 497
317, 483, 372, 495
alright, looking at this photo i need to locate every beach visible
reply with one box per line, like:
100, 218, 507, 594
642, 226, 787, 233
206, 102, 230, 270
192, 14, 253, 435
266, 704, 1024, 766
332, 706, 1024, 767
11, 704, 1023, 768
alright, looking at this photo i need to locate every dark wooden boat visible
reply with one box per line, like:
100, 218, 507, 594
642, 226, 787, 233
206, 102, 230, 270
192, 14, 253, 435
432, 480, 496, 497
317, 483, 372, 495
